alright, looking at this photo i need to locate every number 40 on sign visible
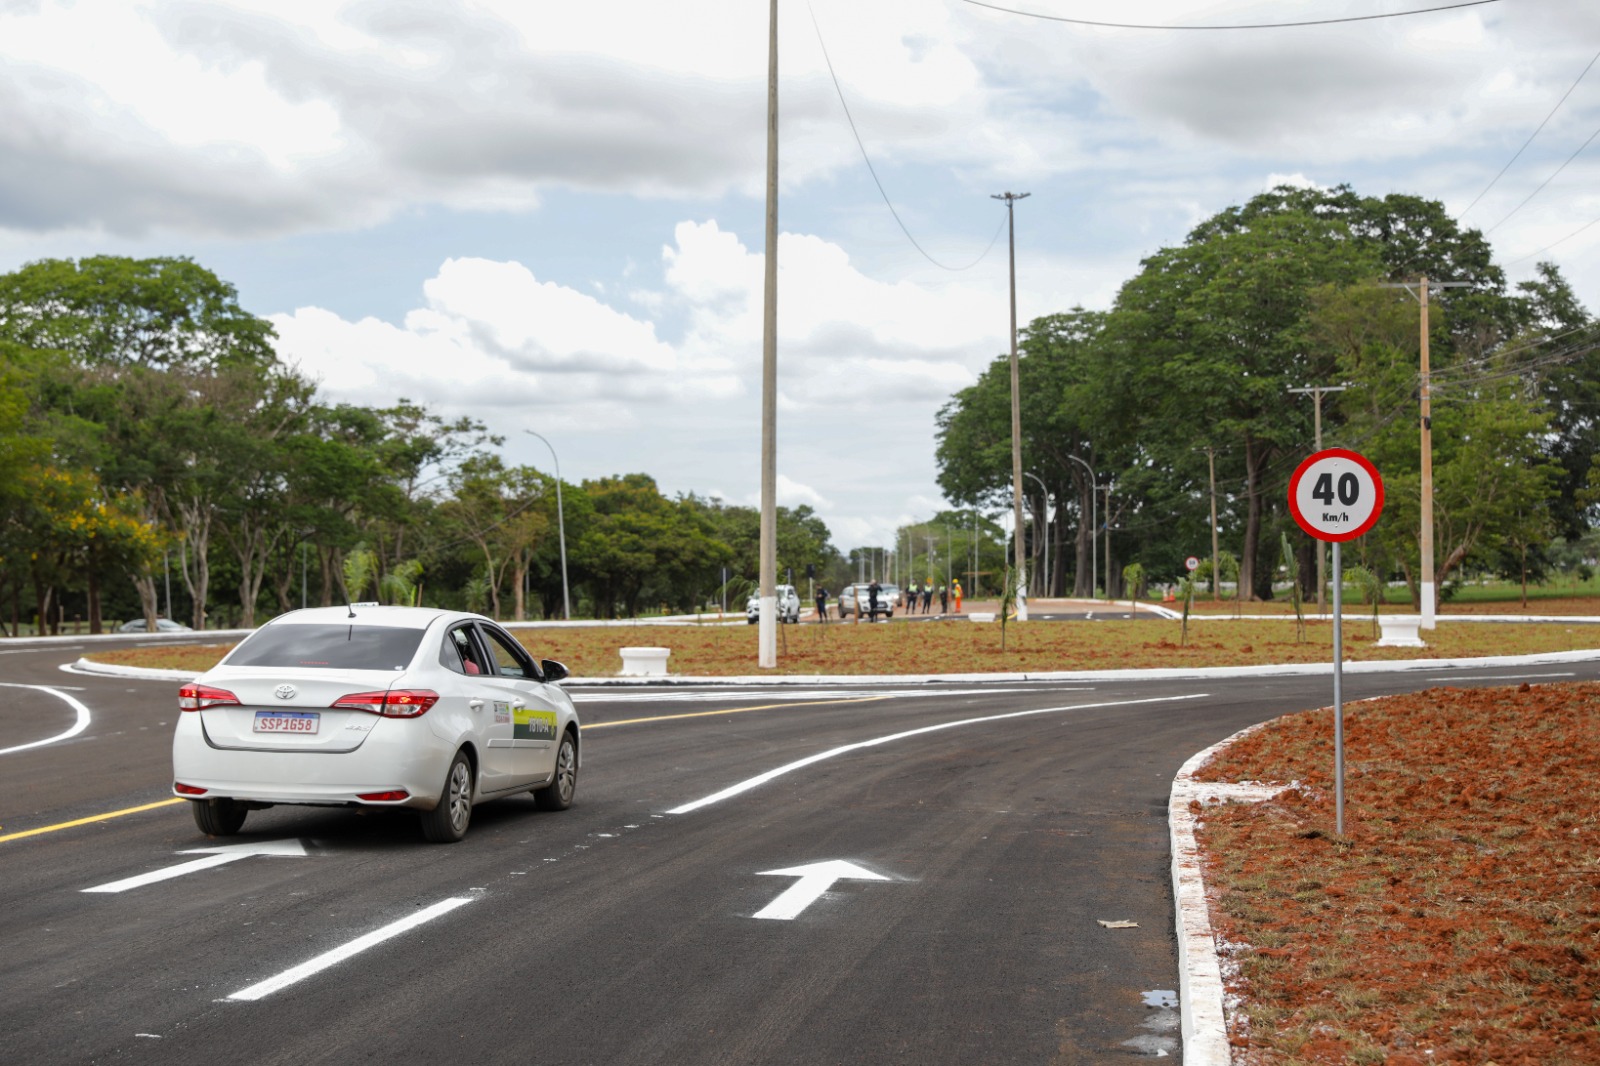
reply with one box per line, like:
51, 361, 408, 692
1288, 448, 1383, 542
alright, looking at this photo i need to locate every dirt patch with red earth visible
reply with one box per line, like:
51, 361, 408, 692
1191, 683, 1600, 1064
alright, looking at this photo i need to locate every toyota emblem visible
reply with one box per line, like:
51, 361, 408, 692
274, 684, 297, 701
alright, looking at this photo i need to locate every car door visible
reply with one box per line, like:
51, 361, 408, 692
472, 623, 562, 789
439, 622, 522, 795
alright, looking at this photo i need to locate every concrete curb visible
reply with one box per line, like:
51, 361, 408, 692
1169, 725, 1288, 1066
64, 645, 1600, 687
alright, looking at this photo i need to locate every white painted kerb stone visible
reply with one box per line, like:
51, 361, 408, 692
1376, 616, 1424, 647
619, 646, 670, 676
968, 612, 996, 623
1170, 725, 1292, 1066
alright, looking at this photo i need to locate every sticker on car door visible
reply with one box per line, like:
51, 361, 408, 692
513, 707, 557, 742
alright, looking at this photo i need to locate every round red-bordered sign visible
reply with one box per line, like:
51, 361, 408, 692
1288, 448, 1384, 542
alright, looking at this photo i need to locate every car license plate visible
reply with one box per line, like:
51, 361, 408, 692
253, 710, 320, 734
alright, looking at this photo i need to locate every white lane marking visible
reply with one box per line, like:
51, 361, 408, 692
227, 896, 476, 1001
666, 693, 1208, 814
754, 860, 891, 920
83, 840, 310, 894
1424, 672, 1576, 681
0, 683, 93, 756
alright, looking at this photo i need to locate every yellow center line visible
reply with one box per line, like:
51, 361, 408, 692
0, 798, 186, 844
584, 694, 888, 729
0, 694, 885, 842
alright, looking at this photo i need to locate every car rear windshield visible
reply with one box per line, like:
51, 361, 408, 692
225, 624, 426, 670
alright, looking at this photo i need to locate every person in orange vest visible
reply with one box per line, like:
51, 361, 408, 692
952, 579, 963, 613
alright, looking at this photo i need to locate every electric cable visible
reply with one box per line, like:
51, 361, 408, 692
1486, 121, 1600, 233
958, 0, 1501, 31
808, 2, 1007, 271
1457, 47, 1600, 220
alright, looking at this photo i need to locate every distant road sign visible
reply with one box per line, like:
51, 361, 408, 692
1288, 449, 1383, 542
1184, 556, 1199, 572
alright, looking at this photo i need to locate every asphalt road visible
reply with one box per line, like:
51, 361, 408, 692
4, 637, 1596, 1065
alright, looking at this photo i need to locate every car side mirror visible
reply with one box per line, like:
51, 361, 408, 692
541, 659, 570, 683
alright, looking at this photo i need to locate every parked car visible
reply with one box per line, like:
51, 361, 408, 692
746, 584, 802, 624
171, 605, 579, 843
838, 583, 896, 621
118, 617, 192, 633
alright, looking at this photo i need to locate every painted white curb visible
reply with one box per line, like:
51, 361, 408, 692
1168, 724, 1289, 1065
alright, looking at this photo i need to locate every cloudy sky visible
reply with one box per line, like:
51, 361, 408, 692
3, 0, 1597, 551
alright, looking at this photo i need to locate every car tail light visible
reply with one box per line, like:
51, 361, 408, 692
178, 684, 240, 711
357, 790, 410, 802
331, 689, 440, 717
173, 782, 207, 795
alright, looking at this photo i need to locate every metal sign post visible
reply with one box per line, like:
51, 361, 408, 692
1288, 448, 1384, 836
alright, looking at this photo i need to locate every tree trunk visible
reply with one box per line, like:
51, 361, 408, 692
1240, 440, 1265, 601
131, 573, 160, 629
87, 563, 103, 635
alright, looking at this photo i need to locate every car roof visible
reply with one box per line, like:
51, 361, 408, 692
261, 605, 486, 630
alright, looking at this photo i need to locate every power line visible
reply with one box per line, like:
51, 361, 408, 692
1503, 215, 1600, 267
1486, 121, 1600, 233
958, 0, 1501, 31
807, 3, 1007, 271
1457, 47, 1600, 221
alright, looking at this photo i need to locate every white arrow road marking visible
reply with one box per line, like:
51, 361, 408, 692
82, 839, 310, 894
753, 860, 890, 921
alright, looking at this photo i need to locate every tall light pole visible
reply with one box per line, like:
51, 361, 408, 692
757, 0, 780, 666
1066, 453, 1096, 598
993, 191, 1030, 620
1023, 471, 1050, 598
523, 429, 571, 621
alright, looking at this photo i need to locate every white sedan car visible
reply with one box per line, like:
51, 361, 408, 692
172, 605, 580, 843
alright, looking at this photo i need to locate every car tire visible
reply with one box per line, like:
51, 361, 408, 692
192, 797, 247, 836
534, 731, 578, 811
420, 750, 474, 843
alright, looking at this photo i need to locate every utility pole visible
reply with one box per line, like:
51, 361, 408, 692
757, 0, 779, 667
1288, 385, 1346, 613
1379, 277, 1471, 629
993, 190, 1030, 620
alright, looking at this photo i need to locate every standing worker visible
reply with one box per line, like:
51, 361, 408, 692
867, 578, 881, 622
938, 583, 949, 613
815, 585, 829, 622
953, 579, 963, 613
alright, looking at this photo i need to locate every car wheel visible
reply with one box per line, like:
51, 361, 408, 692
192, 798, 247, 836
420, 750, 474, 843
534, 731, 578, 811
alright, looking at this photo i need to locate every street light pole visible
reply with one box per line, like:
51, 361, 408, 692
523, 429, 571, 620
992, 191, 1030, 620
1023, 471, 1050, 599
757, 0, 780, 666
1066, 454, 1096, 598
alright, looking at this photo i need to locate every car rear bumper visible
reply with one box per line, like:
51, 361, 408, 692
171, 714, 458, 811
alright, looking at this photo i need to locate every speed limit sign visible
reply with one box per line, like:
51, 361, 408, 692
1288, 448, 1383, 542
1184, 556, 1199, 571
